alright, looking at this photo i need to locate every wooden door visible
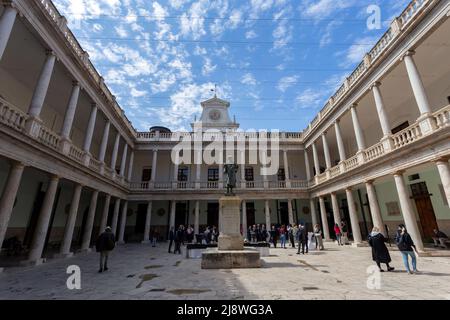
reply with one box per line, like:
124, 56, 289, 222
410, 182, 438, 239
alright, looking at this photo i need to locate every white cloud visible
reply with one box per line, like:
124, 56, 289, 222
277, 76, 299, 92
245, 30, 258, 39
241, 73, 257, 86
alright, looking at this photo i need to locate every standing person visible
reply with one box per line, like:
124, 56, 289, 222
174, 226, 182, 254
152, 228, 159, 247
313, 224, 324, 251
368, 227, 395, 272
168, 226, 175, 253
250, 225, 257, 243
296, 224, 308, 255
186, 225, 194, 243
289, 224, 297, 248
96, 227, 116, 273
247, 226, 252, 243
432, 229, 448, 249
341, 221, 348, 245
395, 224, 418, 274
270, 225, 278, 248
334, 223, 343, 246
280, 225, 287, 249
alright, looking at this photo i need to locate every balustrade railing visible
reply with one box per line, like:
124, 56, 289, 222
0, 98, 28, 131
364, 142, 385, 162
344, 155, 359, 171
69, 145, 84, 162
392, 123, 422, 148
434, 105, 450, 129
89, 157, 101, 171
329, 166, 341, 178
37, 126, 60, 150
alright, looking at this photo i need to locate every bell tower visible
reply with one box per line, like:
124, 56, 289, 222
191, 95, 239, 131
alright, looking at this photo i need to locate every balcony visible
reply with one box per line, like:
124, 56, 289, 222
310, 104, 450, 187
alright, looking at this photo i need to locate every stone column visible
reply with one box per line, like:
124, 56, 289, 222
142, 201, 152, 244
330, 192, 341, 226
118, 201, 128, 244
127, 150, 134, 181
403, 50, 436, 134
319, 196, 330, 240
99, 194, 111, 234
240, 150, 246, 189
59, 184, 82, 257
60, 82, 81, 153
365, 181, 385, 235
98, 120, 110, 168
195, 150, 201, 189
25, 175, 59, 265
110, 132, 120, 175
321, 133, 332, 170
111, 198, 121, 236
265, 200, 271, 231
119, 144, 128, 178
312, 142, 321, 177
82, 103, 98, 165
436, 159, 450, 205
218, 150, 224, 189
80, 190, 99, 252
283, 150, 291, 188
334, 121, 347, 162
172, 153, 179, 189
150, 149, 158, 188
304, 149, 311, 181
170, 201, 176, 229
26, 51, 56, 136
345, 188, 362, 244
0, 5, 18, 61
393, 172, 424, 252
194, 201, 200, 235
350, 104, 366, 153
241, 200, 247, 238
0, 162, 25, 249
372, 82, 394, 151
309, 198, 318, 227
287, 199, 294, 226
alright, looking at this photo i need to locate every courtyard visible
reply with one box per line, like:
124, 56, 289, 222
1, 243, 449, 300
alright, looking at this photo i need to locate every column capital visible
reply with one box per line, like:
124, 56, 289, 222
91, 102, 98, 108
392, 170, 405, 177
49, 174, 60, 181
349, 102, 358, 110
345, 187, 353, 192
435, 156, 450, 164
364, 179, 375, 185
334, 119, 340, 125
72, 80, 79, 87
401, 49, 416, 61
45, 49, 56, 57
371, 81, 382, 90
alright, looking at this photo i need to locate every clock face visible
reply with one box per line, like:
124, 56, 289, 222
209, 109, 221, 121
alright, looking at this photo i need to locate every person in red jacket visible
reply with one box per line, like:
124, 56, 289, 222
334, 223, 343, 246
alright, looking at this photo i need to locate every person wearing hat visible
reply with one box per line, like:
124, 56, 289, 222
96, 226, 116, 273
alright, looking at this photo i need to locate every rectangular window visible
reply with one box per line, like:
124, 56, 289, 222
245, 167, 254, 181
142, 167, 152, 182
278, 168, 286, 181
208, 168, 219, 181
178, 167, 189, 181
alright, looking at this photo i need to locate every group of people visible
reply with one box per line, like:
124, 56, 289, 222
168, 225, 196, 254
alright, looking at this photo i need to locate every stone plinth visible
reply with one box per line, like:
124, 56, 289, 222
201, 249, 261, 269
202, 196, 261, 269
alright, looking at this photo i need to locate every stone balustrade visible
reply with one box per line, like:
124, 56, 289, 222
68, 145, 85, 162
0, 97, 28, 132
434, 105, 450, 129
37, 126, 60, 150
392, 123, 422, 148
364, 142, 385, 162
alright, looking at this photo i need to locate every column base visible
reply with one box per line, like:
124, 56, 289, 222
417, 113, 438, 135
0, 267, 4, 273
20, 258, 46, 267
99, 162, 106, 175
380, 135, 394, 152
141, 240, 151, 244
356, 151, 365, 164
339, 161, 346, 173
77, 248, 92, 254
59, 138, 72, 155
83, 153, 91, 166
325, 170, 331, 179
351, 242, 369, 248
24, 116, 42, 138
53, 252, 74, 259
117, 241, 126, 245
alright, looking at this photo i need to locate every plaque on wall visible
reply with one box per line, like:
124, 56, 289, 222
386, 202, 400, 216
302, 206, 310, 214
157, 208, 165, 217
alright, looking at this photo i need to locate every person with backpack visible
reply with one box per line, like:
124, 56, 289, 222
395, 224, 418, 274
96, 227, 116, 273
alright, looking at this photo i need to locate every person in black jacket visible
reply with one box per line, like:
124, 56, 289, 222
174, 226, 183, 254
168, 227, 175, 253
395, 224, 418, 274
368, 227, 394, 272
296, 224, 308, 255
96, 227, 116, 273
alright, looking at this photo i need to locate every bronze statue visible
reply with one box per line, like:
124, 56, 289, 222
224, 157, 238, 196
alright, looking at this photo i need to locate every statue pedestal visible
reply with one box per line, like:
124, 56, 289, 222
202, 196, 261, 269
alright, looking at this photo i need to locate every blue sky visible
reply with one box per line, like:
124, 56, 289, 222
53, 0, 411, 132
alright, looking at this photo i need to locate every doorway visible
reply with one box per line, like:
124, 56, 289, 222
278, 202, 289, 226
175, 202, 188, 228
410, 182, 438, 239
246, 202, 256, 227
135, 203, 148, 234
207, 203, 219, 227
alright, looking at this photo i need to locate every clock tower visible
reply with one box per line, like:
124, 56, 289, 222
191, 95, 239, 131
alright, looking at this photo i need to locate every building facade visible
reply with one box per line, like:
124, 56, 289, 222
0, 0, 449, 269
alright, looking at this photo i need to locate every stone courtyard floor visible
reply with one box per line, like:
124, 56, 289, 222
1, 242, 450, 300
